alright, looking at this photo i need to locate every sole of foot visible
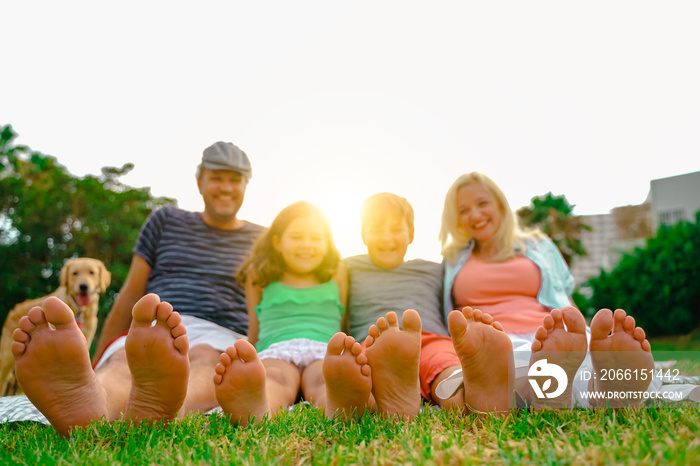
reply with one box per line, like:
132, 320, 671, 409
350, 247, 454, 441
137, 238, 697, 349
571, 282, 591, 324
124, 294, 189, 423
588, 308, 654, 408
365, 310, 422, 419
214, 339, 270, 426
447, 306, 514, 414
12, 296, 108, 437
323, 332, 371, 420
529, 306, 587, 409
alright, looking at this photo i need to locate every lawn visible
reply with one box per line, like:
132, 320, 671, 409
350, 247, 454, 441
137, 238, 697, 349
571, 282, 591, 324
2, 398, 699, 465
3, 336, 699, 465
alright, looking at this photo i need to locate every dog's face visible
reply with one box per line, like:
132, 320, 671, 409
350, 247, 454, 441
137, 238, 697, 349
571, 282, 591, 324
59, 258, 111, 308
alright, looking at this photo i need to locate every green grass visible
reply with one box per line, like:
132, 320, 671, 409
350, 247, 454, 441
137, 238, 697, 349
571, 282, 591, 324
648, 327, 700, 351
2, 401, 699, 465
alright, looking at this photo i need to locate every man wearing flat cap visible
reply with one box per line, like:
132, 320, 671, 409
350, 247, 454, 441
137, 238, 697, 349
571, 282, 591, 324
96, 141, 264, 407
15, 142, 265, 431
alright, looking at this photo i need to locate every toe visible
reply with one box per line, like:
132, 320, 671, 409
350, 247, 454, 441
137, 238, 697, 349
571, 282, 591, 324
156, 301, 174, 322
235, 340, 258, 362
472, 309, 483, 322
447, 310, 468, 339
171, 323, 187, 339
11, 341, 27, 359
220, 351, 233, 365
590, 308, 613, 340
132, 294, 160, 324
542, 314, 555, 332
623, 315, 636, 334
550, 308, 564, 330
327, 332, 346, 355
173, 334, 188, 354
480, 312, 494, 325
386, 312, 399, 328
368, 324, 380, 339
18, 316, 36, 334
376, 317, 389, 332
343, 335, 356, 350
401, 309, 422, 333
43, 297, 77, 327
27, 307, 47, 327
612, 309, 627, 333
633, 326, 646, 341
166, 311, 182, 328
561, 306, 587, 334
12, 328, 29, 343
461, 306, 475, 320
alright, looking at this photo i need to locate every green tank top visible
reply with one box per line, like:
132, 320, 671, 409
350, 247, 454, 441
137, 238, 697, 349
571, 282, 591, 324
255, 280, 344, 352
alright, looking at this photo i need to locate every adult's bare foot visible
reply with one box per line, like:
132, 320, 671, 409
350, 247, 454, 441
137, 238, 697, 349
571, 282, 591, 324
323, 332, 371, 420
588, 308, 654, 408
529, 307, 587, 409
214, 339, 270, 426
124, 294, 189, 423
365, 310, 421, 419
12, 297, 108, 437
447, 306, 514, 414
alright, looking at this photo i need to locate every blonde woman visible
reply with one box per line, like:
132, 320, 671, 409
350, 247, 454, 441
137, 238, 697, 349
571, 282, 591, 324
438, 172, 655, 411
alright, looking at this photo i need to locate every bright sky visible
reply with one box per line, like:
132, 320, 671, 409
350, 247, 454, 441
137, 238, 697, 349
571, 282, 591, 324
4, 1, 699, 262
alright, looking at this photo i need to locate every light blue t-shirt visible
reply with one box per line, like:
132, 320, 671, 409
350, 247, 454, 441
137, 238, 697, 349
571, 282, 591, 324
442, 238, 574, 323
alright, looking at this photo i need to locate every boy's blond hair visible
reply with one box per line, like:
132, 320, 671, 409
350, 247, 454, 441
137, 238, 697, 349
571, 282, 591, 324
360, 192, 415, 236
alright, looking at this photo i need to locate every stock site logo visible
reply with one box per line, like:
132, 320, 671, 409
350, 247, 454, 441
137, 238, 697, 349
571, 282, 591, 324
528, 359, 568, 399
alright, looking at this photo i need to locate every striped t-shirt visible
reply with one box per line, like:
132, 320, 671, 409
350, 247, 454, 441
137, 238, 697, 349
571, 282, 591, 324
134, 206, 264, 335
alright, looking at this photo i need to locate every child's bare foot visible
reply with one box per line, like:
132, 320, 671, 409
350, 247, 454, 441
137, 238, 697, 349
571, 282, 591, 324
12, 297, 108, 437
214, 339, 270, 426
529, 307, 587, 409
323, 332, 372, 420
124, 294, 189, 423
589, 308, 654, 408
448, 306, 514, 414
365, 310, 422, 419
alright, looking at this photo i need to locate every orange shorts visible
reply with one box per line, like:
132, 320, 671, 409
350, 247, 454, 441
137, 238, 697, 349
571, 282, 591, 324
419, 331, 460, 400
361, 330, 461, 401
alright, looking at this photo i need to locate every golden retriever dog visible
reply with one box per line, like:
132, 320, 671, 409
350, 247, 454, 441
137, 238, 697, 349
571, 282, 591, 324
0, 257, 111, 396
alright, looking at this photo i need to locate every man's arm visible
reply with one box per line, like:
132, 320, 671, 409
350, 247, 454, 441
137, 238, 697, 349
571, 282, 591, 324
92, 255, 151, 363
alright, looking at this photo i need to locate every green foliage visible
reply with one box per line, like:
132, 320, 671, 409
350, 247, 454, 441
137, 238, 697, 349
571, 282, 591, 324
517, 192, 591, 266
584, 211, 700, 336
0, 124, 176, 346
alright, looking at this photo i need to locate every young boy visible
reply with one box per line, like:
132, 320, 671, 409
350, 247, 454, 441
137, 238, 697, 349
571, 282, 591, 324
344, 192, 466, 414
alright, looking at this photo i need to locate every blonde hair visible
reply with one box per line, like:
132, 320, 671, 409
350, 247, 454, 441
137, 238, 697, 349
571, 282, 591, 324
439, 172, 542, 263
360, 192, 415, 237
237, 201, 341, 287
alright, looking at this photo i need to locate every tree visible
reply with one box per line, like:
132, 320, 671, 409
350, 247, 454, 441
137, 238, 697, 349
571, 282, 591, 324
0, 124, 176, 347
517, 192, 591, 266
584, 212, 700, 336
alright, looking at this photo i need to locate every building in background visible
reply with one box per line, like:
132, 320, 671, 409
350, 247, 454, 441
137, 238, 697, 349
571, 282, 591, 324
571, 170, 700, 286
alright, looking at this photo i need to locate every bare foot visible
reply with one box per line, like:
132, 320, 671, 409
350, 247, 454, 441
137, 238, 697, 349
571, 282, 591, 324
323, 332, 372, 420
448, 306, 514, 413
124, 294, 189, 423
12, 297, 108, 437
365, 310, 422, 419
588, 308, 654, 408
529, 307, 587, 409
214, 339, 270, 426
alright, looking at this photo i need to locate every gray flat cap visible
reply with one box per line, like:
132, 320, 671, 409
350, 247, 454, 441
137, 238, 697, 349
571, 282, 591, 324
201, 141, 252, 178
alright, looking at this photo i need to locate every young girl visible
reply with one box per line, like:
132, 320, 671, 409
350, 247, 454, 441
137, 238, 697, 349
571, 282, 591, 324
213, 201, 358, 424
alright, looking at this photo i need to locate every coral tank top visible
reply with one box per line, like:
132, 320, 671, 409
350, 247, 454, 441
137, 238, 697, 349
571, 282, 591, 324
452, 255, 548, 334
